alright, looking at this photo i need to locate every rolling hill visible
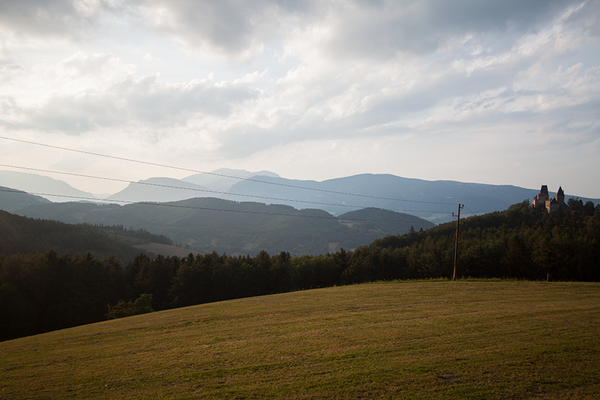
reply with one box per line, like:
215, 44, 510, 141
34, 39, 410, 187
3, 169, 600, 224
0, 186, 51, 212
0, 210, 148, 262
1, 197, 597, 344
227, 173, 600, 223
5, 194, 434, 256
2, 281, 599, 399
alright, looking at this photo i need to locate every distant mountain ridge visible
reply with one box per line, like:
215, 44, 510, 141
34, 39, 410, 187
227, 174, 600, 224
2, 169, 599, 224
0, 170, 97, 203
182, 168, 280, 192
107, 177, 213, 203
106, 169, 281, 204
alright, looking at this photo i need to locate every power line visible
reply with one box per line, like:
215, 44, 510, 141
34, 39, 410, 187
1, 164, 362, 209
463, 205, 477, 216
0, 135, 455, 206
0, 188, 444, 223
0, 164, 454, 214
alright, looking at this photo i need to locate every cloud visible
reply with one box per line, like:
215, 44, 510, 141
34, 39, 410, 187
0, 63, 260, 133
0, 0, 119, 40
0, 59, 23, 85
127, 0, 589, 64
3, 2, 597, 139
278, 0, 583, 63
128, 0, 298, 62
57, 51, 133, 79
0, 0, 589, 62
0, 0, 599, 198
563, 0, 600, 37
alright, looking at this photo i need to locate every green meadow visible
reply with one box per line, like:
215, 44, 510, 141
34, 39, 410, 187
1, 281, 599, 399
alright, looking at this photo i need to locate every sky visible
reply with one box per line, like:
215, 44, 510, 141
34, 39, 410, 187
0, 0, 599, 198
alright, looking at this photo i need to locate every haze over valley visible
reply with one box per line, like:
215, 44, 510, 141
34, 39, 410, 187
2, 168, 598, 225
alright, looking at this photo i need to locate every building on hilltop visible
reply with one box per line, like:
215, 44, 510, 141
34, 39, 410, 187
533, 185, 549, 207
533, 185, 569, 214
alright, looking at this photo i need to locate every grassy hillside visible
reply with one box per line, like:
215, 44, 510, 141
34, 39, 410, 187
1, 281, 599, 399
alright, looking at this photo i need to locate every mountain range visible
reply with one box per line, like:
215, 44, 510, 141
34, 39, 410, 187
2, 169, 599, 225
0, 170, 97, 203
2, 189, 433, 256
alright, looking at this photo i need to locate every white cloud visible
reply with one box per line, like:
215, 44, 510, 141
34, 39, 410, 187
0, 70, 260, 133
0, 0, 599, 197
0, 0, 120, 40
58, 51, 134, 80
131, 0, 296, 63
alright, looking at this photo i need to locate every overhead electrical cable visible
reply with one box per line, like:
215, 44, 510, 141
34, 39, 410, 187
0, 188, 445, 223
0, 135, 455, 206
464, 205, 477, 216
0, 164, 454, 214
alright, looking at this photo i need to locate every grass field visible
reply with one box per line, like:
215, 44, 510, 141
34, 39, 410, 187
1, 280, 599, 399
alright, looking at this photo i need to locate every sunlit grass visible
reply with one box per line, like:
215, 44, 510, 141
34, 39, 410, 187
2, 280, 599, 399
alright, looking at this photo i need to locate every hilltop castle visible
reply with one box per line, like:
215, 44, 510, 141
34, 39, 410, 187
533, 185, 569, 214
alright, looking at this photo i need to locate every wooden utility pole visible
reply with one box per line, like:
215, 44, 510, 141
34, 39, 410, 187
453, 204, 464, 281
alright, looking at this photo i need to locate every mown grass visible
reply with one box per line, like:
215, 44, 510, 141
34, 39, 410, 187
1, 280, 599, 399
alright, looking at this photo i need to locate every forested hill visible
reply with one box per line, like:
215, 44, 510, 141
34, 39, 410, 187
370, 199, 600, 281
0, 186, 50, 212
0, 210, 159, 262
10, 197, 434, 256
2, 199, 598, 341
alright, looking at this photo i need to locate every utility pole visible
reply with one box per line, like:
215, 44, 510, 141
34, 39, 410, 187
453, 204, 464, 281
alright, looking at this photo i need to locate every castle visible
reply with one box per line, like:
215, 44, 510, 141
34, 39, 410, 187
533, 185, 569, 214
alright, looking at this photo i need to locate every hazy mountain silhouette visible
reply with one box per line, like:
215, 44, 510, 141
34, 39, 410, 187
181, 168, 280, 192
227, 174, 600, 224
2, 169, 598, 224
106, 170, 281, 203
107, 177, 213, 203
0, 170, 97, 203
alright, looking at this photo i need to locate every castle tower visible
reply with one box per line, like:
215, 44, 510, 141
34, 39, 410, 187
556, 186, 565, 205
533, 185, 549, 208
533, 185, 569, 214
541, 186, 569, 214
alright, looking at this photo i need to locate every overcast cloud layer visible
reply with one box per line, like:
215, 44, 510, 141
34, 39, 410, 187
1, 0, 599, 198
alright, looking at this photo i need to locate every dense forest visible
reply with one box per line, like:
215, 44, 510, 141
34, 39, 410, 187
1, 199, 599, 341
372, 199, 600, 282
0, 211, 174, 262
12, 197, 434, 255
78, 223, 173, 246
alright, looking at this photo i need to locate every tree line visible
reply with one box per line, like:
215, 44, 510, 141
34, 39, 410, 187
11, 197, 434, 256
0, 210, 148, 262
1, 199, 599, 341
78, 223, 173, 245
